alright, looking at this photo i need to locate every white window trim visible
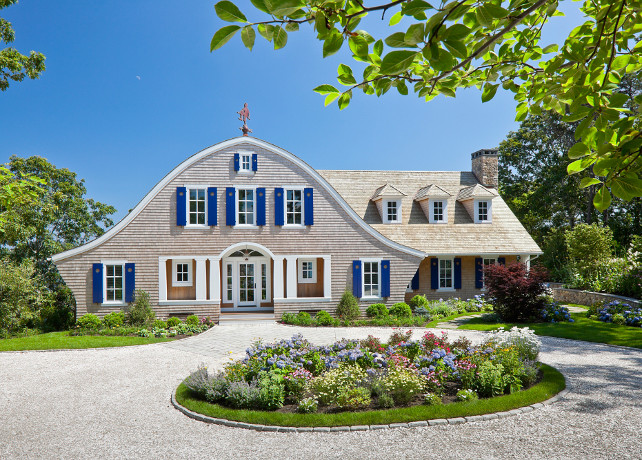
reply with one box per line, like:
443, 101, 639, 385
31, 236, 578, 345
298, 258, 317, 283
172, 259, 193, 287
283, 186, 306, 228
184, 184, 209, 229
360, 258, 382, 299
235, 186, 257, 228
382, 198, 402, 224
236, 150, 254, 175
101, 260, 127, 305
438, 258, 455, 292
474, 199, 493, 224
428, 199, 448, 224
481, 257, 497, 290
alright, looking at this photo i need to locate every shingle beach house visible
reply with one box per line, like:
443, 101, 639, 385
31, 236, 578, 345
52, 136, 541, 320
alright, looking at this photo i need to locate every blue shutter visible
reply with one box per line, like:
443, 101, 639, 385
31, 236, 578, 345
233, 153, 240, 171
207, 187, 217, 226
304, 188, 314, 226
498, 257, 506, 266
176, 187, 186, 226
252, 153, 258, 172
381, 260, 390, 297
352, 261, 362, 298
430, 258, 438, 290
125, 263, 135, 303
226, 187, 236, 226
256, 187, 266, 226
454, 257, 462, 290
411, 269, 419, 290
274, 188, 284, 226
475, 257, 484, 289
92, 263, 103, 304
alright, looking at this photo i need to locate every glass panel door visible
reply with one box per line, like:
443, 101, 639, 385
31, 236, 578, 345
238, 262, 256, 306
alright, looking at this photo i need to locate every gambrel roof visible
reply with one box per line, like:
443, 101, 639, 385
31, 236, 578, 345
318, 170, 542, 256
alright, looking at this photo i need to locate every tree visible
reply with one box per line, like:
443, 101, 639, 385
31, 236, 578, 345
1, 0, 45, 91
0, 165, 43, 242
211, 0, 642, 209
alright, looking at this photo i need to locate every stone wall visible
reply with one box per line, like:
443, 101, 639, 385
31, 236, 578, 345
552, 288, 640, 307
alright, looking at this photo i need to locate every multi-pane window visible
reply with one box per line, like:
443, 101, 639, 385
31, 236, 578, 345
433, 201, 444, 222
240, 154, 251, 171
482, 258, 496, 288
477, 200, 489, 222
363, 261, 380, 297
237, 189, 255, 225
439, 259, 453, 289
298, 259, 316, 283
226, 264, 233, 302
286, 189, 303, 225
301, 261, 313, 280
387, 201, 398, 221
188, 188, 206, 225
261, 263, 268, 301
105, 264, 123, 302
176, 263, 189, 283
383, 199, 401, 223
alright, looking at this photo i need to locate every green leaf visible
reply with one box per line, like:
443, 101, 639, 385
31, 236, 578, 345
324, 92, 339, 106
444, 39, 467, 59
380, 51, 419, 75
385, 32, 407, 48
567, 142, 589, 159
323, 32, 343, 58
444, 24, 470, 40
210, 25, 241, 51
396, 80, 408, 95
405, 24, 425, 46
611, 55, 631, 70
475, 6, 493, 27
314, 84, 339, 95
481, 83, 498, 102
567, 158, 594, 175
241, 26, 256, 50
270, 0, 305, 17
315, 11, 328, 37
273, 26, 287, 50
563, 106, 592, 122
402, 0, 432, 17
258, 24, 274, 42
542, 44, 559, 54
484, 3, 508, 18
373, 40, 383, 57
349, 36, 369, 58
250, 0, 270, 14
389, 12, 403, 26
338, 91, 352, 110
580, 177, 601, 188
285, 22, 299, 32
593, 185, 611, 211
214, 1, 247, 22
611, 176, 642, 201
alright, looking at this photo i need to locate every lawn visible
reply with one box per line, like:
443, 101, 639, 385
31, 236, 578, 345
459, 312, 642, 349
0, 331, 173, 352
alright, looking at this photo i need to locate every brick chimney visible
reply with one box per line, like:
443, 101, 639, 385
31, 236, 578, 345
471, 148, 498, 189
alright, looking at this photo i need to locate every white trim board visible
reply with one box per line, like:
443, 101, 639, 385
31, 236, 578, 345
52, 137, 425, 262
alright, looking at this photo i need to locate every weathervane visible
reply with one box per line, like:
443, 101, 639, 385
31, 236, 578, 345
237, 103, 252, 136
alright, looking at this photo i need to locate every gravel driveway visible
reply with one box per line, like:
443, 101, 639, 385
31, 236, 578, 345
1, 324, 640, 459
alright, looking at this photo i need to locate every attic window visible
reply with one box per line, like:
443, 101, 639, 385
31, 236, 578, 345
383, 199, 401, 224
476, 199, 492, 223
240, 154, 251, 172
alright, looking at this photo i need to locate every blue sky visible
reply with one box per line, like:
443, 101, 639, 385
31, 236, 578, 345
1, 1, 584, 223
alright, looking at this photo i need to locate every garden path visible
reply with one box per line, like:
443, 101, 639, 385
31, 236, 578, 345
1, 324, 640, 459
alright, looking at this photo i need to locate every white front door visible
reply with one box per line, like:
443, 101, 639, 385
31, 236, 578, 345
222, 257, 271, 308
238, 262, 257, 306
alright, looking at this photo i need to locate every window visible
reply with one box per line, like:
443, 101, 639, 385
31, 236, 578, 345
363, 261, 380, 297
225, 263, 233, 302
482, 258, 496, 288
298, 259, 317, 283
261, 263, 268, 301
188, 188, 206, 225
240, 154, 251, 172
285, 188, 303, 225
172, 260, 192, 286
104, 264, 124, 303
439, 259, 453, 290
237, 188, 255, 225
476, 200, 492, 223
382, 199, 401, 223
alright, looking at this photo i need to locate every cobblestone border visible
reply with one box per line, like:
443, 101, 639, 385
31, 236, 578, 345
170, 388, 569, 433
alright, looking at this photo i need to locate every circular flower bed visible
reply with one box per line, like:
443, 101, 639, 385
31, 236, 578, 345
180, 328, 562, 424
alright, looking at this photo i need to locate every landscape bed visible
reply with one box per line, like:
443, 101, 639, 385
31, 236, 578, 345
177, 329, 565, 427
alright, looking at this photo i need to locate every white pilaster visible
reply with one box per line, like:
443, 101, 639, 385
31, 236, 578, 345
285, 256, 298, 299
195, 257, 207, 301
158, 257, 167, 302
208, 257, 221, 302
273, 256, 284, 299
323, 255, 332, 299
522, 254, 531, 271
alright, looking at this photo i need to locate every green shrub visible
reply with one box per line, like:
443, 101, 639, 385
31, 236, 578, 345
297, 397, 318, 414
166, 317, 182, 328
102, 311, 125, 328
307, 366, 368, 406
257, 372, 285, 410
474, 361, 505, 397
314, 310, 336, 326
413, 306, 431, 318
409, 295, 429, 310
137, 328, 150, 337
205, 373, 231, 404
565, 223, 614, 282
336, 290, 360, 321
0, 259, 49, 334
281, 312, 296, 324
76, 313, 102, 330
456, 389, 479, 402
185, 315, 199, 326
126, 290, 155, 326
153, 319, 167, 329
612, 313, 626, 325
389, 302, 412, 318
379, 367, 424, 405
227, 380, 260, 409
366, 303, 388, 318
336, 386, 371, 410
423, 393, 442, 406
296, 311, 312, 325
377, 393, 395, 408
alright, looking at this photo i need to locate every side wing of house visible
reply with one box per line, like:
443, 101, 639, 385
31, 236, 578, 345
52, 138, 425, 320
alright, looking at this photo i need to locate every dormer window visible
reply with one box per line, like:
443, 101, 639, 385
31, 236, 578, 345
476, 199, 492, 223
384, 199, 401, 223
429, 199, 447, 224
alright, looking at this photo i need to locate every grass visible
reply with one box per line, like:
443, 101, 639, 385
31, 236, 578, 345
174, 363, 565, 427
459, 313, 642, 349
0, 331, 173, 351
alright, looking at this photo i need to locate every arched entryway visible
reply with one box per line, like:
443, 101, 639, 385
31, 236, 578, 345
220, 243, 273, 311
